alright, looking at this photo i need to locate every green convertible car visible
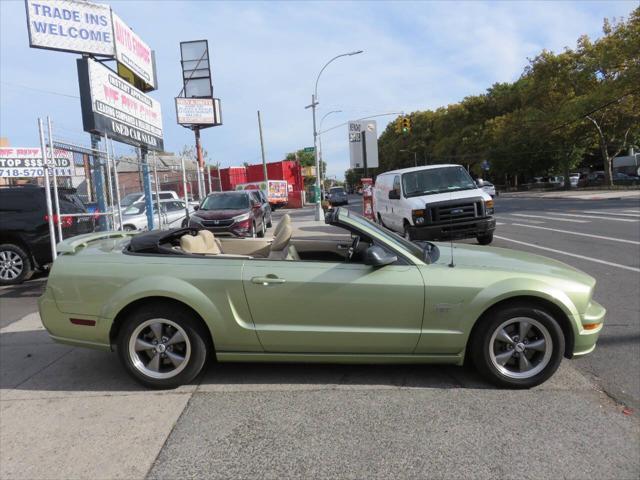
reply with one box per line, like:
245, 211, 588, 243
38, 208, 605, 389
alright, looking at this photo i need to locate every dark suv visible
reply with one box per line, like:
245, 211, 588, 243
188, 191, 268, 237
0, 185, 96, 285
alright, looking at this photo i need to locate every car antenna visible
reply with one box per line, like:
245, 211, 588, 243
448, 188, 455, 268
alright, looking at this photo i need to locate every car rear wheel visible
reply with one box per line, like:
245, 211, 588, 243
257, 218, 266, 237
266, 214, 273, 228
477, 233, 493, 245
117, 304, 209, 389
0, 244, 32, 286
470, 304, 564, 388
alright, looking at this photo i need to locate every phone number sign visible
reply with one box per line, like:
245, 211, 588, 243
0, 148, 73, 177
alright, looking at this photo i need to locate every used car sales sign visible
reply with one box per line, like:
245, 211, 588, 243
77, 57, 164, 151
0, 148, 73, 178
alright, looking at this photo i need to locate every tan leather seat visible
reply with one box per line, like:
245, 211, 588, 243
180, 233, 220, 255
268, 224, 293, 260
273, 213, 291, 237
198, 229, 223, 253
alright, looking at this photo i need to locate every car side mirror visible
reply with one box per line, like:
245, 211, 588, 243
475, 179, 484, 187
388, 190, 400, 200
193, 205, 199, 211
364, 245, 397, 267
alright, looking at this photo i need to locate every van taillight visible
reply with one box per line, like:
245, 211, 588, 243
44, 214, 73, 228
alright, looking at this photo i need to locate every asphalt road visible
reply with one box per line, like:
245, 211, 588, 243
347, 194, 640, 410
1, 195, 639, 479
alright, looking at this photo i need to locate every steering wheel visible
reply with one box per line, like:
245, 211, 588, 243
346, 235, 360, 262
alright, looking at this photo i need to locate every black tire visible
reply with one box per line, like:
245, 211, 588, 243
403, 221, 413, 241
257, 218, 266, 238
477, 233, 494, 245
117, 303, 210, 389
266, 214, 273, 228
123, 225, 136, 232
469, 304, 564, 389
0, 243, 33, 286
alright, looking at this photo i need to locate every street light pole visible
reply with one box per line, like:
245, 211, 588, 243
318, 110, 342, 195
307, 50, 363, 221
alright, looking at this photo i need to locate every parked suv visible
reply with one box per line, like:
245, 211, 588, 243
373, 164, 495, 244
0, 185, 95, 285
188, 191, 267, 237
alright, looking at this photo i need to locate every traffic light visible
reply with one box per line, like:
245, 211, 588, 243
401, 116, 411, 134
394, 117, 403, 134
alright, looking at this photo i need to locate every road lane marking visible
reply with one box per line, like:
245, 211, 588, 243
496, 222, 505, 225
509, 213, 588, 223
580, 210, 640, 218
548, 212, 637, 222
622, 210, 640, 214
511, 223, 640, 245
494, 235, 640, 273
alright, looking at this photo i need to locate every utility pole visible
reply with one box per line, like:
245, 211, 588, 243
194, 126, 204, 201
361, 129, 368, 177
257, 110, 268, 182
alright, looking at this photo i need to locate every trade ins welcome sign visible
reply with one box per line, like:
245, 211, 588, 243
25, 0, 115, 56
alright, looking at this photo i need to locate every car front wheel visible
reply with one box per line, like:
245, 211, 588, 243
470, 304, 564, 388
117, 304, 210, 389
0, 244, 32, 286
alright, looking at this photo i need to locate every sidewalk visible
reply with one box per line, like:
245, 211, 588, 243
500, 189, 640, 200
273, 205, 347, 239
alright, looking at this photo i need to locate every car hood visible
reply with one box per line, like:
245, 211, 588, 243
194, 209, 247, 220
433, 243, 595, 287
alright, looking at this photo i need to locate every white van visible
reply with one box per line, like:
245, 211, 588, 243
373, 164, 496, 244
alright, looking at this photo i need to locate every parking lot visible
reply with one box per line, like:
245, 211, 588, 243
1, 194, 639, 479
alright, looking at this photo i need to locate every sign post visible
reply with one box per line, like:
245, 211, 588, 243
37, 118, 57, 260
46, 117, 63, 242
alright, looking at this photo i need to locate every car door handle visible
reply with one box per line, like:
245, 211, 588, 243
251, 276, 286, 285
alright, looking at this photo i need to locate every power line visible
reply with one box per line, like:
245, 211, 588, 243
1, 81, 79, 99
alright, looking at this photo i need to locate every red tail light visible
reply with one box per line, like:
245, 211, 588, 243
44, 214, 73, 228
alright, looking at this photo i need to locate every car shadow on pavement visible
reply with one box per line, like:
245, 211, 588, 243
0, 329, 493, 393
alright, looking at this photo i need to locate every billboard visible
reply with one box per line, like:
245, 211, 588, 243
112, 12, 156, 90
0, 147, 73, 177
349, 120, 379, 169
25, 0, 115, 56
175, 98, 222, 125
77, 57, 164, 151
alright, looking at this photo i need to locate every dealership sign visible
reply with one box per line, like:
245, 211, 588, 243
348, 120, 379, 169
175, 98, 222, 125
78, 57, 164, 150
0, 147, 73, 177
112, 12, 156, 90
25, 0, 115, 56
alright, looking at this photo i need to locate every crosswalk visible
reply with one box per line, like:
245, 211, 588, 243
498, 208, 640, 226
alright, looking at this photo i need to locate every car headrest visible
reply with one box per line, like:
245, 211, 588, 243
270, 224, 292, 252
197, 229, 220, 254
273, 213, 291, 236
180, 234, 204, 254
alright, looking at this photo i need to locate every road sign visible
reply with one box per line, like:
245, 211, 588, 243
303, 147, 315, 153
348, 120, 378, 170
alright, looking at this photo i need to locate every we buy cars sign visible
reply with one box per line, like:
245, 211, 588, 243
0, 148, 73, 177
77, 57, 164, 150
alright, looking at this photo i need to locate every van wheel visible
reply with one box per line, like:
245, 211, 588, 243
477, 233, 493, 245
403, 222, 413, 241
0, 244, 33, 286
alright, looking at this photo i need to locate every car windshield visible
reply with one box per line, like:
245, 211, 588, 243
201, 193, 250, 210
402, 166, 476, 198
330, 187, 345, 194
123, 202, 149, 215
121, 193, 141, 207
340, 209, 424, 259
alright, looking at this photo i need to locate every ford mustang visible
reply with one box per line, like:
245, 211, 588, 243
38, 208, 604, 389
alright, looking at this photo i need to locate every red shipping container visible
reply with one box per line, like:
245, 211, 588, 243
246, 164, 266, 183
287, 190, 304, 208
220, 166, 247, 191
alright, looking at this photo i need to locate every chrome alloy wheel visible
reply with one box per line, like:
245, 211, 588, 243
128, 318, 191, 379
0, 250, 24, 281
489, 317, 552, 379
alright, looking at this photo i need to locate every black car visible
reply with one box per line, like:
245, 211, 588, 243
0, 185, 96, 285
